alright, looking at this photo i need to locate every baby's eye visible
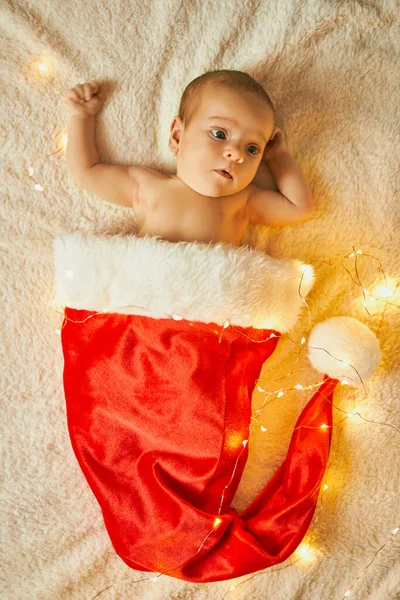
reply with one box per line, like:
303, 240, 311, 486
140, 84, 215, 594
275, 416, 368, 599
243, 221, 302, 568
210, 129, 260, 156
210, 128, 226, 140
247, 145, 260, 156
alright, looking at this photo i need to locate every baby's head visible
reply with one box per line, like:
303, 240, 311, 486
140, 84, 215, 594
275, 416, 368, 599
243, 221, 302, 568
169, 69, 275, 197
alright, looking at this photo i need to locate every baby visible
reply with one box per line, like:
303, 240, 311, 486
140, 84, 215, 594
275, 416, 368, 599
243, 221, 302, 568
65, 70, 313, 246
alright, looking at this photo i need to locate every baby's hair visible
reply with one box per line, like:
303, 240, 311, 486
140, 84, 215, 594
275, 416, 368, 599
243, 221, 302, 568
178, 69, 275, 128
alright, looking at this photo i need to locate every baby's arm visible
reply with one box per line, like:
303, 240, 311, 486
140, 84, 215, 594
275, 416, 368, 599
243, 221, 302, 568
65, 82, 140, 208
247, 128, 313, 227
66, 114, 98, 180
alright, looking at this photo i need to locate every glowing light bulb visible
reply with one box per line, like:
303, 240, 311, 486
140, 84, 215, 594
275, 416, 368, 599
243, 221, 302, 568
242, 439, 248, 447
60, 133, 68, 150
260, 425, 267, 432
213, 517, 222, 528
269, 333, 276, 338
223, 319, 230, 328
294, 384, 303, 389
172, 314, 183, 320
341, 379, 350, 385
323, 484, 328, 491
277, 391, 284, 398
373, 276, 398, 300
34, 184, 43, 191
344, 591, 351, 597
301, 336, 306, 344
392, 527, 399, 535
263, 321, 274, 329
38, 63, 49, 75
320, 424, 328, 429
55, 329, 61, 335
356, 249, 362, 254
296, 543, 316, 562
257, 386, 265, 392
150, 576, 158, 582
376, 284, 395, 298
363, 290, 378, 311
347, 409, 357, 418
300, 265, 313, 276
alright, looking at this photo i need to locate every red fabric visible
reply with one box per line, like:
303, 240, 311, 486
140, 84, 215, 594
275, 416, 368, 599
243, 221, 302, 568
61, 307, 338, 583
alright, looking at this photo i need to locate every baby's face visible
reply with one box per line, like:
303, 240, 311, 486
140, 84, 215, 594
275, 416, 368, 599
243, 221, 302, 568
169, 87, 274, 197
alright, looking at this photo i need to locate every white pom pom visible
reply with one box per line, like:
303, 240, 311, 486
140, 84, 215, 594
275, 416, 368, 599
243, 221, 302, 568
307, 316, 381, 386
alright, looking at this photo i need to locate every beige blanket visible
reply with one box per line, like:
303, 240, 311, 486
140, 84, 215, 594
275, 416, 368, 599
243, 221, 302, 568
1, 1, 399, 599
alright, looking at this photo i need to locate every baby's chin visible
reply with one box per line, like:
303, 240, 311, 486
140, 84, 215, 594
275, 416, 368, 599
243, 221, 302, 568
192, 184, 241, 198
178, 173, 246, 197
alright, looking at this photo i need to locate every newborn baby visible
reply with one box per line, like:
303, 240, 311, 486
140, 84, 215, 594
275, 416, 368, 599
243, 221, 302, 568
65, 70, 313, 245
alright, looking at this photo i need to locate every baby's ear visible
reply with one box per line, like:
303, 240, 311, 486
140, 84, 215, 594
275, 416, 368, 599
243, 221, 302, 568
270, 127, 279, 141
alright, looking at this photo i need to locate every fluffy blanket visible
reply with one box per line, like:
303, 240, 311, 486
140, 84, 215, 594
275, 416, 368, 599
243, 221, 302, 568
1, 1, 399, 600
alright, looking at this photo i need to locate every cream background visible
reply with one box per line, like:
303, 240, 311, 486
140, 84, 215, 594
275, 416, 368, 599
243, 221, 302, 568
1, 1, 399, 599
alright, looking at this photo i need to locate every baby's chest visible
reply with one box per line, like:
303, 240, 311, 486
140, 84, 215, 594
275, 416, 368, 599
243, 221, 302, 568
136, 176, 249, 244
156, 194, 223, 224
152, 185, 247, 226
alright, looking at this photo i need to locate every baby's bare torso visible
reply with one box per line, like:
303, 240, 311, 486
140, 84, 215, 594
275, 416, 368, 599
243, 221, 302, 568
135, 169, 251, 246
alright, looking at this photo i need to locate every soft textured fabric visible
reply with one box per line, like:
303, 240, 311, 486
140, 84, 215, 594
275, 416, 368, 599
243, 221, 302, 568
1, 0, 399, 598
54, 232, 379, 584
61, 309, 336, 582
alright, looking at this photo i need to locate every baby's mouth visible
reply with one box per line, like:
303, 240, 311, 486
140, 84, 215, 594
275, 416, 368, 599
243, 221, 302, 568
215, 170, 233, 179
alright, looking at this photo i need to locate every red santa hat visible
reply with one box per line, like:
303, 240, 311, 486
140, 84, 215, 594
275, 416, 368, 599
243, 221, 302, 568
53, 232, 381, 583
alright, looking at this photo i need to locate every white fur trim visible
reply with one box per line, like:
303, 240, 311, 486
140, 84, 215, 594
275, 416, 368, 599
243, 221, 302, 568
53, 232, 316, 332
307, 316, 381, 385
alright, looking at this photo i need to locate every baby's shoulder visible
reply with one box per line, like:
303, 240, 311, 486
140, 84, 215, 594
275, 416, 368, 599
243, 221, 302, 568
131, 166, 168, 226
133, 165, 169, 198
130, 165, 165, 185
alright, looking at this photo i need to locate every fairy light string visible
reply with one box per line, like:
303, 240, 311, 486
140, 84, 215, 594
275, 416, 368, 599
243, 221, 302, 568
29, 58, 399, 600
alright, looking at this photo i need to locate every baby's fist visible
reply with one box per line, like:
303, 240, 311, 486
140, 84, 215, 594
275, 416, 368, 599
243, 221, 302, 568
262, 127, 287, 163
65, 81, 105, 118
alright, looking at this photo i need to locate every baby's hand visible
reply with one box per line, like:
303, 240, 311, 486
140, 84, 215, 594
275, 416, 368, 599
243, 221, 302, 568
262, 127, 287, 163
65, 81, 105, 118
